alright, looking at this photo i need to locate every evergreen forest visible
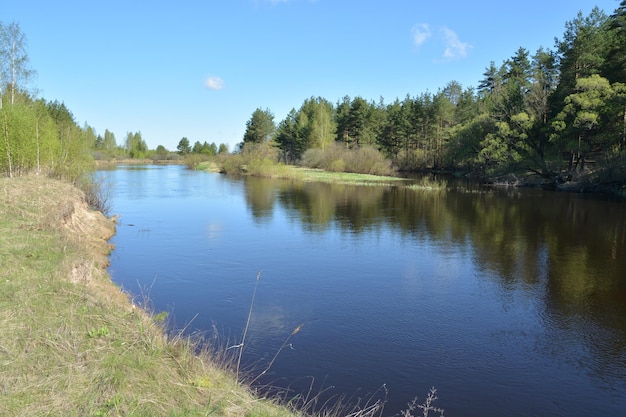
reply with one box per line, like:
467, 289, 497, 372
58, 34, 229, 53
242, 3, 626, 189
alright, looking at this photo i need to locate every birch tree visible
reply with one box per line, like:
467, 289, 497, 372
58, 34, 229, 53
0, 21, 34, 107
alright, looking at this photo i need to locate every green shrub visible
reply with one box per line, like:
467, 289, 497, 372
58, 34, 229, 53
220, 142, 280, 176
329, 159, 346, 172
220, 153, 245, 174
299, 148, 325, 169
300, 143, 395, 176
183, 154, 210, 169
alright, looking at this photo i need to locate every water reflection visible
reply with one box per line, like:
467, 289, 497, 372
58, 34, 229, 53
243, 176, 626, 381
106, 166, 626, 416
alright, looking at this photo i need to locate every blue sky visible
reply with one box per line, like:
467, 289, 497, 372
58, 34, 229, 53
2, 0, 621, 151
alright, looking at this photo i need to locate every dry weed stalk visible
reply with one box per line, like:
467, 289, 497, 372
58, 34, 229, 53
250, 323, 304, 385
401, 386, 445, 417
235, 270, 262, 381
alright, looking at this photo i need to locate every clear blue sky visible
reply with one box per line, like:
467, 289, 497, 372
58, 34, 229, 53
2, 0, 621, 151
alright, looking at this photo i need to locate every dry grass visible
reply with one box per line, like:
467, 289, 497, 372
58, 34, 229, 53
0, 176, 299, 417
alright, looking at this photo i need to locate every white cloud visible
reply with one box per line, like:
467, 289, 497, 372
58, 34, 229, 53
410, 23, 471, 61
205, 76, 224, 90
411, 23, 432, 47
440, 26, 472, 59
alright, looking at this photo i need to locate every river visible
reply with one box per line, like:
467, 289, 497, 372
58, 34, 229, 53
103, 164, 626, 417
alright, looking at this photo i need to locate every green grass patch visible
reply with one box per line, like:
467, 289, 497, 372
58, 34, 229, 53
296, 168, 407, 186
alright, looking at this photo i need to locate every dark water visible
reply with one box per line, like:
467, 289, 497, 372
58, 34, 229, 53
103, 164, 626, 417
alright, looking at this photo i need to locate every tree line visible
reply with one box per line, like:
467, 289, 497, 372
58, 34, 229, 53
0, 18, 92, 181
175, 137, 229, 156
241, 3, 626, 185
0, 21, 231, 179
4, 3, 625, 186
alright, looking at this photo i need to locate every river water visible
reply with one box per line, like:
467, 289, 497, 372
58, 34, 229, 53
103, 164, 626, 417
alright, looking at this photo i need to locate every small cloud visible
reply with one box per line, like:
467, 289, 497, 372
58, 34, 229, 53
411, 23, 432, 47
410, 23, 471, 61
440, 26, 471, 59
205, 76, 224, 90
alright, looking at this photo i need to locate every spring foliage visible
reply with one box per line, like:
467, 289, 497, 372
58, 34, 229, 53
0, 22, 94, 180
245, 3, 626, 184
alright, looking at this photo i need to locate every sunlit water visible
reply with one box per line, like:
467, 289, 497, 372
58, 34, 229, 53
103, 164, 626, 417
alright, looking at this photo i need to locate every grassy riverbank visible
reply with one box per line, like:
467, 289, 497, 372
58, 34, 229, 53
0, 176, 299, 417
195, 160, 449, 190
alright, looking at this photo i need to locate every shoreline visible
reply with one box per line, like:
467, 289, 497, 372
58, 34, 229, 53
95, 158, 185, 166
0, 176, 300, 416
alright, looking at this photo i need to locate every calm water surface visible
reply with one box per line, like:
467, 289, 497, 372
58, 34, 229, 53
104, 165, 626, 417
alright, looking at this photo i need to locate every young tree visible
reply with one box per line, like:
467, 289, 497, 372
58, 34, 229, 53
379, 98, 407, 159
274, 109, 303, 163
1, 99, 36, 176
432, 85, 458, 168
33, 99, 58, 173
155, 144, 170, 159
335, 96, 351, 145
0, 21, 35, 107
346, 97, 371, 147
102, 129, 117, 152
454, 87, 479, 125
242, 108, 275, 144
45, 99, 92, 179
502, 47, 532, 117
83, 123, 97, 149
199, 141, 217, 156
276, 96, 338, 160
335, 96, 378, 148
125, 131, 147, 158
218, 143, 229, 154
410, 92, 436, 168
478, 61, 504, 100
309, 98, 336, 151
177, 137, 191, 155
526, 48, 559, 125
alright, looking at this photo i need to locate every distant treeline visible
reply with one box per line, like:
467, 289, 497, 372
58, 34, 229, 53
241, 4, 626, 185
3, 4, 626, 187
0, 21, 230, 180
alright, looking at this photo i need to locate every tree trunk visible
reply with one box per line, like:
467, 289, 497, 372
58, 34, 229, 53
3, 117, 13, 178
36, 119, 40, 174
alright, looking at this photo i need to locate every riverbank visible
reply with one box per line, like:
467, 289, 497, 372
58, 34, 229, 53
196, 160, 450, 190
198, 157, 626, 197
0, 176, 298, 416
95, 158, 185, 167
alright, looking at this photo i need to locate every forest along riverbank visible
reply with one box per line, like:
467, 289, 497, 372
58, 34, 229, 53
0, 176, 300, 417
